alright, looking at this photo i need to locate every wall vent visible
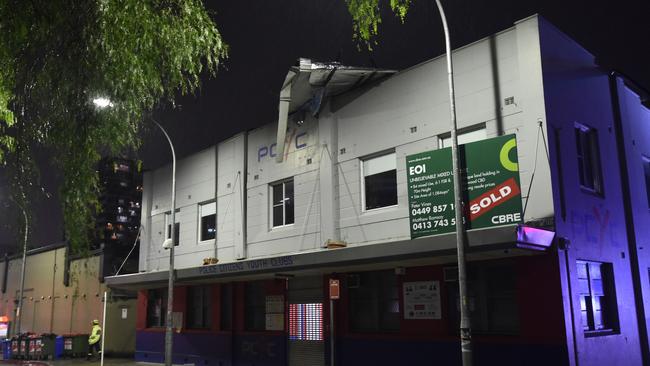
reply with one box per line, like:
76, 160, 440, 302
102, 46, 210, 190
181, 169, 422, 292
410, 126, 417, 133
504, 96, 515, 106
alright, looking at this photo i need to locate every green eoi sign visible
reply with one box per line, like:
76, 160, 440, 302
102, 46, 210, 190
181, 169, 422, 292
406, 134, 523, 239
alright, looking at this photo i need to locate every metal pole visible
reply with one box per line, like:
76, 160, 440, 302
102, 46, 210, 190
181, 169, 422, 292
152, 119, 177, 366
330, 299, 335, 366
433, 1, 473, 365
14, 202, 28, 337
100, 291, 107, 366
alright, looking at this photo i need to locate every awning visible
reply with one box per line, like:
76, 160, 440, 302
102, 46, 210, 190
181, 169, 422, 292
275, 58, 397, 162
105, 223, 555, 290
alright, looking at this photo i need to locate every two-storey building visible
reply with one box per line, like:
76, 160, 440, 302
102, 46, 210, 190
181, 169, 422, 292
107, 15, 650, 366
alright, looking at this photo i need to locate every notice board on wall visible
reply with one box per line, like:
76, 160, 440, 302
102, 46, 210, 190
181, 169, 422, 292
403, 281, 441, 320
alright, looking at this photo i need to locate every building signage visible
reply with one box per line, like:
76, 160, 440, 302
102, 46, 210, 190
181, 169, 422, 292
403, 281, 441, 320
406, 134, 523, 239
198, 256, 294, 276
258, 128, 308, 162
329, 279, 340, 300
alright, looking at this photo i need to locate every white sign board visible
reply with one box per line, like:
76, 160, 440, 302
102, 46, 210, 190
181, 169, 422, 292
121, 308, 128, 319
265, 295, 285, 331
403, 281, 441, 320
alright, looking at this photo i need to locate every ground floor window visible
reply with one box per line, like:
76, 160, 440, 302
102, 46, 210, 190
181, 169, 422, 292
447, 263, 519, 335
146, 288, 168, 328
245, 281, 266, 331
348, 270, 400, 332
577, 260, 618, 333
220, 284, 233, 331
187, 285, 212, 329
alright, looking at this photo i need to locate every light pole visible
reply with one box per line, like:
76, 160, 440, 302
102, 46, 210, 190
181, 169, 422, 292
433, 1, 473, 365
150, 118, 177, 366
12, 198, 28, 337
92, 99, 177, 365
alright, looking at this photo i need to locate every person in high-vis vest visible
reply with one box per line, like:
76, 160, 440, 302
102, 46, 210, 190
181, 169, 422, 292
87, 319, 102, 361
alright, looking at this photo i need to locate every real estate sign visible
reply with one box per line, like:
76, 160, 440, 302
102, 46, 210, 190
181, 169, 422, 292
406, 134, 523, 239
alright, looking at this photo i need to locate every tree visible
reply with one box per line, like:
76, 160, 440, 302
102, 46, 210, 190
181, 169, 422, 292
0, 0, 226, 253
0, 0, 408, 255
345, 0, 413, 48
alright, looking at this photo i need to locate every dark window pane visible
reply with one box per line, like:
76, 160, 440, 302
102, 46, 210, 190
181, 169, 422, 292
146, 289, 168, 328
245, 282, 266, 331
221, 284, 232, 331
273, 205, 283, 227
285, 195, 294, 225
575, 126, 602, 193
201, 214, 216, 241
643, 159, 650, 208
364, 170, 398, 210
272, 184, 283, 206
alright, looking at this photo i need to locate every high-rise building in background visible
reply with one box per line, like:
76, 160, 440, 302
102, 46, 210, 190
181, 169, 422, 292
96, 157, 142, 278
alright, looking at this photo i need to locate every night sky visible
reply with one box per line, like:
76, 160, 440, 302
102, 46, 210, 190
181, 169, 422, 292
1, 0, 649, 253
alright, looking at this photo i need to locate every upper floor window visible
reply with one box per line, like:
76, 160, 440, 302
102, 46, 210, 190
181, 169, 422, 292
575, 124, 603, 194
362, 152, 397, 211
271, 179, 294, 228
439, 125, 487, 148
165, 210, 180, 246
199, 202, 216, 242
577, 260, 618, 334
643, 156, 650, 209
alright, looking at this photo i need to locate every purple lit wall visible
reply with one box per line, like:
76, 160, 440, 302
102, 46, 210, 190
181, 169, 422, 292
540, 18, 644, 366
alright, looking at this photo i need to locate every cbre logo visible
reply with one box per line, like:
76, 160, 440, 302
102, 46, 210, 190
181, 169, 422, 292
258, 129, 308, 162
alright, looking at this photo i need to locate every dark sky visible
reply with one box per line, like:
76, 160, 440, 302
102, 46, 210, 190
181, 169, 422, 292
2, 0, 649, 253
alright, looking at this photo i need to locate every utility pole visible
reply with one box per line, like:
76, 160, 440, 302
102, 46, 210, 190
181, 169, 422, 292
433, 1, 473, 365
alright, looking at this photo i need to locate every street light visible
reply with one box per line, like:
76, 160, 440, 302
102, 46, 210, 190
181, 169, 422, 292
11, 198, 28, 337
92, 98, 177, 366
432, 1, 473, 365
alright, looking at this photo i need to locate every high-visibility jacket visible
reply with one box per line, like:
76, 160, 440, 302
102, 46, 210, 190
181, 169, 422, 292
89, 324, 102, 345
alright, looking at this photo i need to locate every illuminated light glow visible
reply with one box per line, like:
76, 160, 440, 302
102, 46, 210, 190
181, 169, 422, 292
92, 97, 114, 109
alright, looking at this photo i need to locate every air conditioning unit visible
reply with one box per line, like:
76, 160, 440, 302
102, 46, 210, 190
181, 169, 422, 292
347, 274, 360, 289
443, 267, 459, 282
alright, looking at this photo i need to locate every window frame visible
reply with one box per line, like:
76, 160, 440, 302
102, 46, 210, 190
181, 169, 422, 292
269, 178, 295, 229
360, 151, 398, 212
146, 288, 168, 328
198, 201, 217, 244
186, 285, 212, 329
576, 260, 619, 336
575, 124, 604, 196
347, 270, 400, 333
642, 156, 650, 209
438, 124, 487, 149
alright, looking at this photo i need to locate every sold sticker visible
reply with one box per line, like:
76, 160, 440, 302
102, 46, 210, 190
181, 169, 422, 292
469, 177, 521, 220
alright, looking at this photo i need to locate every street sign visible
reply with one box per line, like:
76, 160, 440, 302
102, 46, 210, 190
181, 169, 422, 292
406, 134, 523, 239
329, 279, 340, 300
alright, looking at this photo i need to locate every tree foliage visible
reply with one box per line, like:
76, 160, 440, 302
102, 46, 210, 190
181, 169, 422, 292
345, 0, 412, 48
0, 0, 226, 253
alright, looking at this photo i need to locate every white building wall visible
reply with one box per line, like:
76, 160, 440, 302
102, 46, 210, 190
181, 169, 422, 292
137, 16, 554, 272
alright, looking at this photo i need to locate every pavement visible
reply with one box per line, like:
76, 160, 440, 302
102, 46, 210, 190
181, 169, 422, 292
0, 358, 140, 366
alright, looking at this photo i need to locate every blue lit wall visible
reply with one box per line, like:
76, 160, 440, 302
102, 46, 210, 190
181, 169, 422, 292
540, 17, 644, 366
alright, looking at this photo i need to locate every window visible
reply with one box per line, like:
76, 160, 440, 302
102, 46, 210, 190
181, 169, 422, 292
270, 179, 294, 227
439, 126, 487, 148
362, 152, 397, 210
348, 270, 400, 332
187, 285, 212, 329
575, 124, 603, 194
447, 264, 519, 335
220, 284, 233, 331
146, 288, 168, 327
199, 202, 216, 242
577, 260, 618, 333
643, 156, 650, 207
165, 210, 180, 246
245, 281, 266, 331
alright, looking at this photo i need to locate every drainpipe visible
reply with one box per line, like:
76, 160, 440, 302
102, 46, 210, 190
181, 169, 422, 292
276, 71, 297, 163
608, 73, 650, 365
